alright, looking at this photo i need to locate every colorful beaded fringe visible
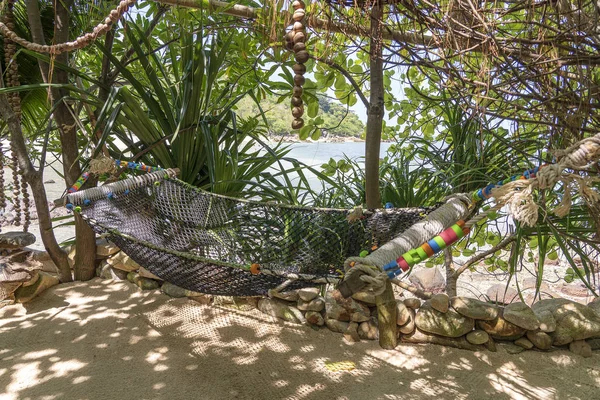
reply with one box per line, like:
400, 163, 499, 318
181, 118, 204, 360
68, 172, 90, 194
472, 164, 547, 201
382, 220, 470, 279
116, 160, 162, 173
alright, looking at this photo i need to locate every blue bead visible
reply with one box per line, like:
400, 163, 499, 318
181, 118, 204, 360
124, 189, 130, 195
387, 269, 401, 279
428, 239, 442, 253
107, 192, 114, 199
385, 202, 394, 209
66, 203, 74, 210
383, 261, 398, 271
83, 199, 91, 206
128, 162, 135, 168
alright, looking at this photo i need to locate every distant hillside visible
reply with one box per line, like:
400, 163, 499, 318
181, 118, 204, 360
235, 94, 365, 139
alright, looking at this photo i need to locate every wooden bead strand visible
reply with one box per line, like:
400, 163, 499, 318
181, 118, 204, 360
0, 143, 5, 211
288, 0, 308, 130
21, 170, 30, 232
10, 144, 21, 227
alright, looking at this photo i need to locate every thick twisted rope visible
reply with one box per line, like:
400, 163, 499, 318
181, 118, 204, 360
345, 194, 472, 270
0, 0, 136, 54
491, 132, 600, 226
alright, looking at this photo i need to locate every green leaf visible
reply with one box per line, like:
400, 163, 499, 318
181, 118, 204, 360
307, 100, 319, 118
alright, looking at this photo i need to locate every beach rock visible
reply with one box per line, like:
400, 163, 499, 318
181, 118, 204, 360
477, 312, 526, 340
569, 340, 593, 358
138, 267, 163, 281
587, 338, 600, 350
532, 298, 600, 345
127, 271, 138, 283
298, 287, 320, 302
108, 252, 140, 272
396, 300, 411, 325
358, 320, 378, 340
514, 337, 534, 350
466, 330, 489, 345
136, 277, 160, 291
0, 281, 21, 302
430, 293, 449, 313
486, 284, 519, 304
14, 272, 58, 303
504, 302, 540, 331
305, 311, 324, 326
21, 270, 40, 287
325, 290, 370, 322
503, 343, 525, 354
96, 239, 120, 257
0, 232, 36, 249
297, 297, 325, 312
409, 267, 445, 293
268, 289, 299, 302
0, 262, 35, 283
352, 291, 377, 305
450, 296, 500, 320
161, 282, 189, 298
533, 309, 557, 333
258, 298, 304, 324
588, 297, 600, 316
28, 250, 58, 273
526, 330, 553, 350
343, 322, 361, 342
415, 302, 474, 338
485, 336, 498, 352
403, 298, 421, 310
398, 308, 416, 335
326, 318, 349, 333
96, 262, 127, 281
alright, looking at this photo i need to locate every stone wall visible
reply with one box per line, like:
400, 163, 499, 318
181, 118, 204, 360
4, 236, 600, 358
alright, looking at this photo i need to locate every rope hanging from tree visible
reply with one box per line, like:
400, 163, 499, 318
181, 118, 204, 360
2, 0, 30, 232
340, 133, 600, 296
0, 0, 137, 54
285, 0, 309, 130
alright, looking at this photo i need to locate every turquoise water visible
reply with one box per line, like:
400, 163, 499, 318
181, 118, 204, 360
284, 141, 393, 167
275, 141, 395, 191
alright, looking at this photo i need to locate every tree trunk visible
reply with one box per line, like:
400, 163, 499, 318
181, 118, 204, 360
365, 1, 384, 209
444, 248, 458, 297
50, 0, 97, 280
375, 279, 397, 349
0, 95, 72, 282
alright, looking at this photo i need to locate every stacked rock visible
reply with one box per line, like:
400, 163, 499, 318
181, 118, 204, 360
285, 0, 308, 130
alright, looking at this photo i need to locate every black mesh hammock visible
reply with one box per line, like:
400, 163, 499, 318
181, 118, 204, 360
66, 169, 436, 296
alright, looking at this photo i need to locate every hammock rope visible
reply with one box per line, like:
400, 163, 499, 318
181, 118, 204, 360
65, 167, 434, 296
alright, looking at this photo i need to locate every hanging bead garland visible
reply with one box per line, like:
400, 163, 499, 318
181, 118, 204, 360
285, 0, 308, 130
10, 145, 21, 227
3, 0, 30, 231
0, 143, 5, 211
21, 172, 30, 232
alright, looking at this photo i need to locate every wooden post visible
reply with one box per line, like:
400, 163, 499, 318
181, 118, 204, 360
376, 278, 397, 349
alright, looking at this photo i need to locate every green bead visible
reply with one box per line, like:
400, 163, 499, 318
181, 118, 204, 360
451, 224, 465, 239
74, 206, 82, 213
154, 181, 161, 186
359, 250, 368, 258
433, 236, 447, 250
415, 247, 428, 262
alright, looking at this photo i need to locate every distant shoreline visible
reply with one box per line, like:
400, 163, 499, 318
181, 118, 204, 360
268, 134, 365, 144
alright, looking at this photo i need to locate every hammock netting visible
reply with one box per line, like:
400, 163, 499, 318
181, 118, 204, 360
70, 172, 434, 296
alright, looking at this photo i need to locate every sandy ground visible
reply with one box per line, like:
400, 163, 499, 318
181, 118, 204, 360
1, 279, 599, 400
